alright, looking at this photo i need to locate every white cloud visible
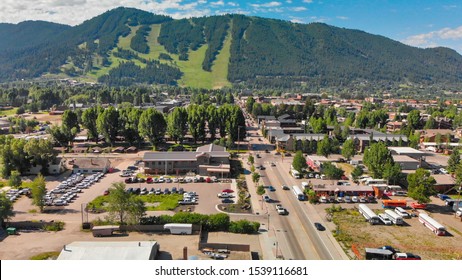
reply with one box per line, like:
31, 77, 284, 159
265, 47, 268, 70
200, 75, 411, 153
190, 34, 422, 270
336, 16, 349, 20
210, 0, 224, 6
302, 0, 313, 3
289, 6, 307, 12
403, 26, 462, 46
286, 0, 292, 3
403, 26, 462, 53
251, 1, 282, 8
0, 0, 217, 25
227, 1, 239, 7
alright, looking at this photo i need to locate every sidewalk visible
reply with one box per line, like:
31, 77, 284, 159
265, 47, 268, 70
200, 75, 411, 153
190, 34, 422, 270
240, 154, 277, 260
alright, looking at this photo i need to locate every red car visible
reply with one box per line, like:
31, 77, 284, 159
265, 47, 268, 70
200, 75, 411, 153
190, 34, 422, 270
103, 190, 110, 196
146, 177, 153, 184
205, 177, 212, 183
411, 202, 427, 209
222, 189, 234, 193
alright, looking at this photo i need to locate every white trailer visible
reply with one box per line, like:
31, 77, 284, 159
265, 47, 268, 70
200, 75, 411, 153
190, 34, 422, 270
385, 209, 404, 225
92, 225, 120, 237
164, 223, 193, 235
418, 213, 446, 236
358, 204, 380, 225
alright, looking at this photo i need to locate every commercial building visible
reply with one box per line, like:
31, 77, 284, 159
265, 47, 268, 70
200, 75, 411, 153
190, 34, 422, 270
57, 241, 159, 260
143, 144, 230, 177
70, 158, 111, 174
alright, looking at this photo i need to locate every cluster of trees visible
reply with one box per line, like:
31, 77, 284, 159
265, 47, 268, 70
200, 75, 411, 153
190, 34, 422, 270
140, 212, 259, 233
363, 142, 403, 185
0, 136, 57, 177
6, 116, 39, 134
98, 60, 182, 87
130, 25, 151, 54
48, 104, 245, 148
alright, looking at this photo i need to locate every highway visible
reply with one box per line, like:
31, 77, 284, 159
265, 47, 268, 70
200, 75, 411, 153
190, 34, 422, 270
242, 109, 344, 260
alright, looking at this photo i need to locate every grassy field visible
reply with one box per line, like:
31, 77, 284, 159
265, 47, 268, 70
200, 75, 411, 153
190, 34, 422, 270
328, 206, 462, 260
0, 107, 17, 116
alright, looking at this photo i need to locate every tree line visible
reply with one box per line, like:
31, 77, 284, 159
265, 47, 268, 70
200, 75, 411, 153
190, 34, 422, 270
48, 104, 246, 148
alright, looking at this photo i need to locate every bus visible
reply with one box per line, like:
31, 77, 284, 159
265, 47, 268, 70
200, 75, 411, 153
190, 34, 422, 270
365, 178, 387, 186
292, 185, 305, 201
290, 169, 301, 179
384, 209, 404, 225
365, 248, 394, 260
418, 213, 446, 236
358, 204, 380, 225
382, 199, 407, 208
394, 207, 410, 219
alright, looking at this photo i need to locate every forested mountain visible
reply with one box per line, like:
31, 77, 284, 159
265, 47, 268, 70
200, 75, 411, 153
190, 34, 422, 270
0, 7, 461, 89
0, 21, 70, 51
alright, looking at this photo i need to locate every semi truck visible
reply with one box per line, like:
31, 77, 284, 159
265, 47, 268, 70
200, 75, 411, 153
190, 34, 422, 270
164, 223, 193, 235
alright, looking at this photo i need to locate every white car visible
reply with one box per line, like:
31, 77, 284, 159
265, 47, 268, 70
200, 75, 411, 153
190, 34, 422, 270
344, 196, 351, 203
319, 196, 327, 203
351, 196, 359, 203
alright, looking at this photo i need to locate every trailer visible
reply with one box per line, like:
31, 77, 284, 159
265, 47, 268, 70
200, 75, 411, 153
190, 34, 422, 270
164, 223, 193, 235
92, 225, 120, 237
385, 209, 404, 225
358, 204, 380, 225
418, 213, 446, 236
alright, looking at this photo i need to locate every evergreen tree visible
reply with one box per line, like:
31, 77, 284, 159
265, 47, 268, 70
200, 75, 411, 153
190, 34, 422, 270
447, 149, 460, 174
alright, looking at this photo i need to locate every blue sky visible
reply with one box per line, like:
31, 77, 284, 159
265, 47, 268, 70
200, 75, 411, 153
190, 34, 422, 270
1, 0, 462, 53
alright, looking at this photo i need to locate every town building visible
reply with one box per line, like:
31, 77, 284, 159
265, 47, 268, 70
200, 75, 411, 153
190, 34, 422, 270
143, 144, 230, 177
70, 158, 111, 174
57, 241, 159, 260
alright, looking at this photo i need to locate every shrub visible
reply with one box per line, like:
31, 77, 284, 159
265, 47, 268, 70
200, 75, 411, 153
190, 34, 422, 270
229, 220, 260, 234
43, 221, 65, 231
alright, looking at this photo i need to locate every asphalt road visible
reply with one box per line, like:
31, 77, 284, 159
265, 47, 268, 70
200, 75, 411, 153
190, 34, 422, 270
243, 112, 341, 260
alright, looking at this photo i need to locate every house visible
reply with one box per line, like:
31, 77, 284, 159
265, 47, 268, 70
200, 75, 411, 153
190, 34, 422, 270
306, 155, 335, 171
143, 144, 230, 177
25, 158, 65, 175
432, 174, 456, 193
419, 129, 454, 143
386, 121, 403, 133
276, 134, 326, 151
58, 241, 159, 260
70, 158, 111, 174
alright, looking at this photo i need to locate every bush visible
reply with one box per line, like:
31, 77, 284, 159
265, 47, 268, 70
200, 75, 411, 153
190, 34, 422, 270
229, 220, 260, 234
256, 185, 265, 195
43, 221, 65, 231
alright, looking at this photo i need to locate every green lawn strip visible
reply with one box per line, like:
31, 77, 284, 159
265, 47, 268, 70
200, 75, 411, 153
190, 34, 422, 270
210, 28, 232, 89
87, 193, 182, 212
30, 252, 60, 260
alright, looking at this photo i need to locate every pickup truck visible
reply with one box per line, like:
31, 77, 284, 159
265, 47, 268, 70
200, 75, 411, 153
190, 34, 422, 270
217, 192, 233, 198
275, 204, 287, 215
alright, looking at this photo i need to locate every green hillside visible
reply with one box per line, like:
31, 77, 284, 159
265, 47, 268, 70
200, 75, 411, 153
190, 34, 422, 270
0, 7, 462, 89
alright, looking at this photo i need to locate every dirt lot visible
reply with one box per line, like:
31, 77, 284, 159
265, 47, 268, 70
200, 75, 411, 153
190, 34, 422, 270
315, 197, 462, 260
0, 156, 259, 260
23, 112, 63, 126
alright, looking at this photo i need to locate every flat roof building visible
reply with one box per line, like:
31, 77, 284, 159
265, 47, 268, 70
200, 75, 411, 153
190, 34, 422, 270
143, 144, 230, 177
57, 241, 159, 260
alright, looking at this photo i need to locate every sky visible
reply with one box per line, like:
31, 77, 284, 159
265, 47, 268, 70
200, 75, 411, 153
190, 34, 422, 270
1, 0, 462, 53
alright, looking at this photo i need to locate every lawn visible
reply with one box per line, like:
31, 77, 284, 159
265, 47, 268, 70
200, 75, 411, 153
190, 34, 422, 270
0, 107, 18, 116
337, 163, 355, 176
87, 193, 182, 212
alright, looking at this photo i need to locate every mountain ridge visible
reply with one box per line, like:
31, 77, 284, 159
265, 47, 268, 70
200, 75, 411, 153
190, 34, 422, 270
0, 7, 461, 89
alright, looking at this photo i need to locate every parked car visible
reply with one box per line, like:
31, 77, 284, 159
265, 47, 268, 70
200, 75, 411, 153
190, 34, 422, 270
351, 196, 359, 203
344, 196, 351, 203
155, 188, 162, 195
314, 222, 325, 231
268, 186, 276, 192
222, 198, 234, 204
270, 162, 276, 167
222, 189, 234, 193
281, 185, 290, 190
410, 202, 427, 209
140, 188, 148, 195
263, 195, 271, 202
146, 177, 153, 184
164, 188, 170, 194
205, 177, 212, 183
178, 188, 184, 194
103, 189, 110, 196
171, 187, 178, 194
